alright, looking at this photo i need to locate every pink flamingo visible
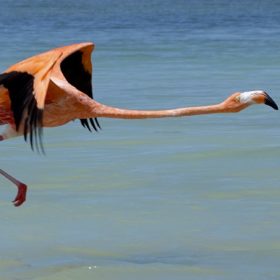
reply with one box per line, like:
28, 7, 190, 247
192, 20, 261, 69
0, 42, 278, 206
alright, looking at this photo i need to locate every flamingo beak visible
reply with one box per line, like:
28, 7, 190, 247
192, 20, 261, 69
264, 92, 278, 110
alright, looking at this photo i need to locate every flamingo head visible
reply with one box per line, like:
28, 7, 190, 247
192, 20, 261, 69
222, 90, 278, 112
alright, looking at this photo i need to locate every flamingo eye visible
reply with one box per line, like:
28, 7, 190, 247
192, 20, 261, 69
235, 95, 241, 102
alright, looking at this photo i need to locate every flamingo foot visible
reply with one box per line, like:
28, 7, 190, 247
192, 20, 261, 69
12, 183, 27, 207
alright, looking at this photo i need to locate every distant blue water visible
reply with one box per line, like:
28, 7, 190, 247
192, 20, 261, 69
1, 1, 280, 279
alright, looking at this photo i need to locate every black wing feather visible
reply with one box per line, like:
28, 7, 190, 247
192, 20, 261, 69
0, 71, 44, 152
60, 50, 101, 132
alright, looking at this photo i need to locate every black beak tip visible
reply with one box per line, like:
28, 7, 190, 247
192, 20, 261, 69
264, 93, 278, 110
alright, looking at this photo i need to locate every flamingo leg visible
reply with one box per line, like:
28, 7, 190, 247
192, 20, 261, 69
0, 169, 27, 207
1, 131, 27, 206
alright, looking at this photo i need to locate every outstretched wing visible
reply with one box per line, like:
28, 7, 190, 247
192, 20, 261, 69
0, 51, 62, 152
0, 42, 99, 151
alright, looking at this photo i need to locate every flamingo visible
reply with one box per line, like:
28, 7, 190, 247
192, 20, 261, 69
0, 42, 278, 206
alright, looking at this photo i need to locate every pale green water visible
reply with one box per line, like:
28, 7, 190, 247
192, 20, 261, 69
1, 1, 280, 279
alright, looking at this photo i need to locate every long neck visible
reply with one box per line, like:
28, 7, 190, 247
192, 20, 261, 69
52, 79, 226, 120
90, 100, 225, 119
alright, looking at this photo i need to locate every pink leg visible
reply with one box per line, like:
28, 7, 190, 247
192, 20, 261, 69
0, 169, 27, 207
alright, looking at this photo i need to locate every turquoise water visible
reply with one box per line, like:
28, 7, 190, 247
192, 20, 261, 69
1, 0, 280, 279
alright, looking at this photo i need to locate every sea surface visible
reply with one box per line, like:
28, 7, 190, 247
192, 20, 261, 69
1, 0, 280, 279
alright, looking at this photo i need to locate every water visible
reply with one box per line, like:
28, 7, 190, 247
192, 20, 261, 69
1, 0, 280, 279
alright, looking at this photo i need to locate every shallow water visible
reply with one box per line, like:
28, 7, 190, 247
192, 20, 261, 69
1, 1, 280, 279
